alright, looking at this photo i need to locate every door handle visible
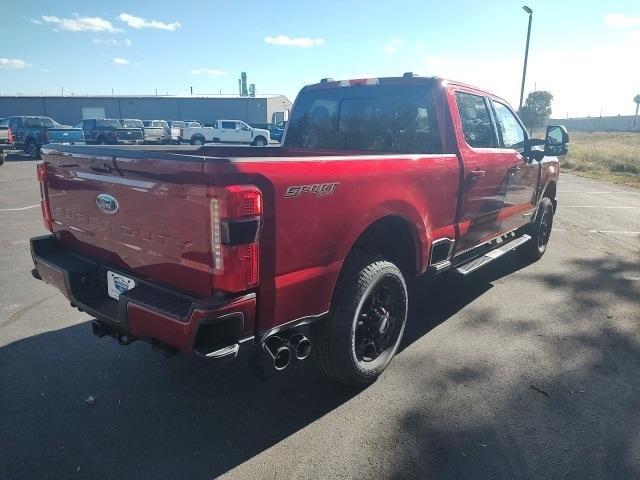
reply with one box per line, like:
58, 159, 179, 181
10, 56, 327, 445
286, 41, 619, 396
471, 169, 486, 178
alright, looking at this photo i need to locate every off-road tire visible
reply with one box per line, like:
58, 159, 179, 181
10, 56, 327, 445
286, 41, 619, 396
519, 197, 554, 262
25, 140, 40, 160
313, 255, 408, 387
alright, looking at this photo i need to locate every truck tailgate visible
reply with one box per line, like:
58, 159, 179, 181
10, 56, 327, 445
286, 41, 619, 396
42, 148, 213, 297
46, 127, 84, 145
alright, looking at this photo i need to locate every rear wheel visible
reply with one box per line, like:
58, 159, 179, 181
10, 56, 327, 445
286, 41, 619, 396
252, 136, 267, 147
313, 255, 408, 386
191, 136, 205, 145
25, 140, 40, 160
97, 136, 107, 145
519, 197, 554, 261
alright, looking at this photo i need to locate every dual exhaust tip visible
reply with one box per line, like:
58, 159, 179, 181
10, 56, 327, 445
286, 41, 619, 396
262, 332, 311, 371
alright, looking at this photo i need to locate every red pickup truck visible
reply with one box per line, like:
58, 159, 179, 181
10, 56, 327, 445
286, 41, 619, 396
30, 74, 567, 386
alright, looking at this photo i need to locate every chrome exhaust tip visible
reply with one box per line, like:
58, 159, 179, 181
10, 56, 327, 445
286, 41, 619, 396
262, 336, 292, 371
288, 333, 311, 360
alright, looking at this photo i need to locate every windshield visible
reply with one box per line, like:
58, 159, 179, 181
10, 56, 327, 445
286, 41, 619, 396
171, 121, 186, 128
97, 119, 122, 128
285, 84, 441, 153
154, 120, 169, 128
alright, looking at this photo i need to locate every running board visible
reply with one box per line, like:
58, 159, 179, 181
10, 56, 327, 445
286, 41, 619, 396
455, 234, 531, 276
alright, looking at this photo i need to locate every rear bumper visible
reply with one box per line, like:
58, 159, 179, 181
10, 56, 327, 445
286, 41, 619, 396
30, 235, 256, 363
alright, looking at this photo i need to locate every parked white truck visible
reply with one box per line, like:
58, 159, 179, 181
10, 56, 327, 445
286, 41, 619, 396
212, 120, 271, 146
178, 122, 215, 145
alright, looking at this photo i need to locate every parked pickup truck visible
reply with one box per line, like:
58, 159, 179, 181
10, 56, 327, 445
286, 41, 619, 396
169, 121, 186, 144
6, 116, 84, 159
30, 74, 567, 386
142, 120, 171, 144
212, 120, 271, 146
75, 118, 144, 145
179, 122, 215, 145
0, 118, 10, 165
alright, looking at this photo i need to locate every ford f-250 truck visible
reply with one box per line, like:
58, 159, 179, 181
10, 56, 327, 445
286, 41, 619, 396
30, 74, 567, 386
74, 119, 144, 145
0, 118, 10, 165
6, 116, 85, 159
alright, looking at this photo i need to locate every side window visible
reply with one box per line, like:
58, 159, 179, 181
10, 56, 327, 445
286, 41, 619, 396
73, 121, 83, 128
454, 92, 497, 148
221, 121, 236, 129
491, 100, 526, 149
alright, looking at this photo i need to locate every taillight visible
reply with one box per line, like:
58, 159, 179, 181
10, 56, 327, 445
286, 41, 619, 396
209, 185, 262, 293
36, 162, 53, 232
7, 128, 14, 144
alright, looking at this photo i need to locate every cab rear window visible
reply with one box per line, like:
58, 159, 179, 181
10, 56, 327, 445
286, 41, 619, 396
285, 84, 441, 154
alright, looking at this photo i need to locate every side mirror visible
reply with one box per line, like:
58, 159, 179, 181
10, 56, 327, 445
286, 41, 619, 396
544, 125, 569, 157
524, 138, 545, 162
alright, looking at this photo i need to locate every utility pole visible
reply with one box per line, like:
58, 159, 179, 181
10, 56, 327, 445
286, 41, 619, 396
633, 95, 640, 131
190, 86, 193, 95
61, 86, 64, 97
519, 6, 533, 111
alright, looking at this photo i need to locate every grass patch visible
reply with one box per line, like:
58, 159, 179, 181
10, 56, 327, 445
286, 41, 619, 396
558, 132, 640, 187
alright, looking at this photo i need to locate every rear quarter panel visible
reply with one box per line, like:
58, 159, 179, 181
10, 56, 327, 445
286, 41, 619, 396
205, 154, 459, 332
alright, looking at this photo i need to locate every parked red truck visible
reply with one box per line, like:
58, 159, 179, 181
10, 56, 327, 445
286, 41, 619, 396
30, 74, 567, 386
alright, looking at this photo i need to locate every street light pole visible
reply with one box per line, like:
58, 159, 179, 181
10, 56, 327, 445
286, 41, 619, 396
518, 6, 533, 111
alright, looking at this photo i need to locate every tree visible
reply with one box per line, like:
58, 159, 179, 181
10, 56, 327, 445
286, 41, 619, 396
519, 90, 553, 134
633, 94, 640, 131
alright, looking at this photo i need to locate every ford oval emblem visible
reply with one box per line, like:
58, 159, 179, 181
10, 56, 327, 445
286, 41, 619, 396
96, 193, 119, 215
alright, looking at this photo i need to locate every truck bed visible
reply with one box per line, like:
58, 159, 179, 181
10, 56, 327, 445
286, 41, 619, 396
41, 143, 406, 159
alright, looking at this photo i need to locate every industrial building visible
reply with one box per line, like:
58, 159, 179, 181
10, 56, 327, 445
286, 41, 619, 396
0, 94, 292, 126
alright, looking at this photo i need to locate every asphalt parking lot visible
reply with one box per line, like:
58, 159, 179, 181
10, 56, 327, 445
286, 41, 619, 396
1, 154, 639, 480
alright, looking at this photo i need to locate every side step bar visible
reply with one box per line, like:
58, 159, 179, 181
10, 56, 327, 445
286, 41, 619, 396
455, 234, 531, 276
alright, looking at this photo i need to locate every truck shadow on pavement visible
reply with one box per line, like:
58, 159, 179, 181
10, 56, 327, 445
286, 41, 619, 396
3, 254, 636, 479
387, 256, 640, 480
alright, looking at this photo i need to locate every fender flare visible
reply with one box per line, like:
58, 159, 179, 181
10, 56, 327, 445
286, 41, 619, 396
336, 200, 430, 274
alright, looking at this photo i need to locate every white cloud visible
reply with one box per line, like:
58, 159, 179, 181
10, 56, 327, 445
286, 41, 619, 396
383, 38, 403, 54
605, 13, 640, 28
93, 38, 132, 47
190, 68, 228, 77
40, 68, 51, 73
415, 42, 425, 50
111, 57, 130, 65
39, 14, 119, 32
118, 13, 181, 31
0, 58, 30, 69
264, 35, 325, 47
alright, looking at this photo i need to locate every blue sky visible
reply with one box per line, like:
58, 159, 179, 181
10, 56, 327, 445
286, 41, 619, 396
1, 0, 639, 117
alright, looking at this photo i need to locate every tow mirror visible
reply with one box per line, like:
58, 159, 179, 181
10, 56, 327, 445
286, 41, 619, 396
524, 138, 545, 162
544, 125, 569, 157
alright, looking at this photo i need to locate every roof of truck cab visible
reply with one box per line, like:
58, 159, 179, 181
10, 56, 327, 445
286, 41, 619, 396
303, 75, 512, 108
